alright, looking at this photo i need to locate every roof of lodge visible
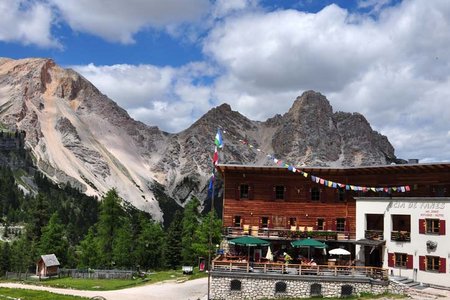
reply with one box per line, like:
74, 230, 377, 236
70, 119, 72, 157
216, 162, 450, 175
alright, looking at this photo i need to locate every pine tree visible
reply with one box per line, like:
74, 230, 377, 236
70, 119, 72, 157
135, 216, 165, 270
191, 212, 223, 262
26, 193, 49, 242
97, 189, 124, 268
0, 242, 11, 274
181, 197, 200, 265
10, 237, 33, 272
38, 212, 69, 265
112, 218, 134, 269
78, 227, 100, 268
164, 210, 183, 269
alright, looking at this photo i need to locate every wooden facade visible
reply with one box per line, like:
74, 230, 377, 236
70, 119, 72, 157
217, 163, 450, 241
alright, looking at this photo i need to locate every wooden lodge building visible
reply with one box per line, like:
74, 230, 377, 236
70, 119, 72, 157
216, 162, 450, 288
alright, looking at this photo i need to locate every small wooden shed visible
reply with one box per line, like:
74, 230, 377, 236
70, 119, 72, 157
36, 254, 60, 277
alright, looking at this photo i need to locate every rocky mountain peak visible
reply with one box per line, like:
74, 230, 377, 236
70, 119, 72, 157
287, 90, 333, 120
0, 58, 398, 221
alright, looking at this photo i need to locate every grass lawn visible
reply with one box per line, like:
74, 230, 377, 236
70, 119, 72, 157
35, 277, 147, 291
0, 287, 88, 300
26, 268, 208, 291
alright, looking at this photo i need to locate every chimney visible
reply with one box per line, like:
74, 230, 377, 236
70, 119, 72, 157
408, 159, 419, 164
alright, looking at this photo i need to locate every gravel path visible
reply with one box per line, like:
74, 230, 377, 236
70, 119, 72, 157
0, 277, 208, 300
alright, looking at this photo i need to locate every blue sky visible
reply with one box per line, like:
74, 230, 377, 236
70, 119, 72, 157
1, 0, 449, 162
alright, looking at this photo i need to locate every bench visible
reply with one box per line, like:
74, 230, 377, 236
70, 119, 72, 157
182, 266, 193, 275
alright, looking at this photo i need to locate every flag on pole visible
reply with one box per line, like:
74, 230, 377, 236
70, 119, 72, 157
208, 174, 215, 194
213, 147, 219, 166
215, 129, 223, 148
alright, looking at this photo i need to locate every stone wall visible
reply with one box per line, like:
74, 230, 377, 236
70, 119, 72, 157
211, 272, 400, 299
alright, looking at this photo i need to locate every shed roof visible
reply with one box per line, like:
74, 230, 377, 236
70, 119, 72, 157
40, 254, 60, 267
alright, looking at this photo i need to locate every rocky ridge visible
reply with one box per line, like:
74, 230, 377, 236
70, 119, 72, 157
0, 58, 397, 221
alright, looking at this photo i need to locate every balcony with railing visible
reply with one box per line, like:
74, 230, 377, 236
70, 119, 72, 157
225, 227, 355, 240
212, 258, 388, 281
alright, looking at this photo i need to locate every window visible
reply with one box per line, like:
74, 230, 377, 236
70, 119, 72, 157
311, 187, 320, 201
336, 218, 345, 232
341, 285, 353, 297
275, 185, 285, 200
240, 184, 249, 199
233, 216, 241, 227
310, 283, 322, 297
230, 279, 242, 291
426, 219, 440, 234
337, 189, 345, 202
392, 215, 411, 232
395, 253, 408, 268
289, 218, 296, 227
261, 217, 269, 228
317, 218, 325, 231
426, 256, 440, 272
275, 281, 287, 293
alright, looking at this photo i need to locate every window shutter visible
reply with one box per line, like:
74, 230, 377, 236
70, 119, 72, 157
249, 184, 254, 200
439, 220, 446, 235
235, 184, 240, 200
406, 255, 414, 269
419, 256, 426, 271
439, 257, 446, 273
388, 253, 394, 267
419, 219, 426, 234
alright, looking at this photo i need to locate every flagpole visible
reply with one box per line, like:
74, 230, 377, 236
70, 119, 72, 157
208, 128, 222, 300
207, 168, 215, 300
208, 163, 216, 300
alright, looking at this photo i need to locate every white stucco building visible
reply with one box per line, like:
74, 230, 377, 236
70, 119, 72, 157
356, 197, 449, 288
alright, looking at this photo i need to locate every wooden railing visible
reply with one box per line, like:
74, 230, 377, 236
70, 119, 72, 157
212, 260, 388, 280
225, 227, 355, 240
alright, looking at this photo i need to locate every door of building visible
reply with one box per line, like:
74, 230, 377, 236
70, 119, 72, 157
364, 246, 382, 267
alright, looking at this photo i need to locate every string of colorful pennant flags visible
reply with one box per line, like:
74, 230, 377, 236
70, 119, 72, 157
214, 126, 411, 193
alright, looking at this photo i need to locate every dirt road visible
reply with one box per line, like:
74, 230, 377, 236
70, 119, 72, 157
0, 277, 208, 300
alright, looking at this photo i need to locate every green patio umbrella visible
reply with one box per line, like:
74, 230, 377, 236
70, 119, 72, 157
228, 236, 270, 261
228, 236, 270, 247
291, 238, 328, 260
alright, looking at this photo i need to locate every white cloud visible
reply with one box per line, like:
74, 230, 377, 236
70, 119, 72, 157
201, 0, 450, 161
74, 62, 213, 132
0, 0, 58, 47
50, 0, 210, 44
